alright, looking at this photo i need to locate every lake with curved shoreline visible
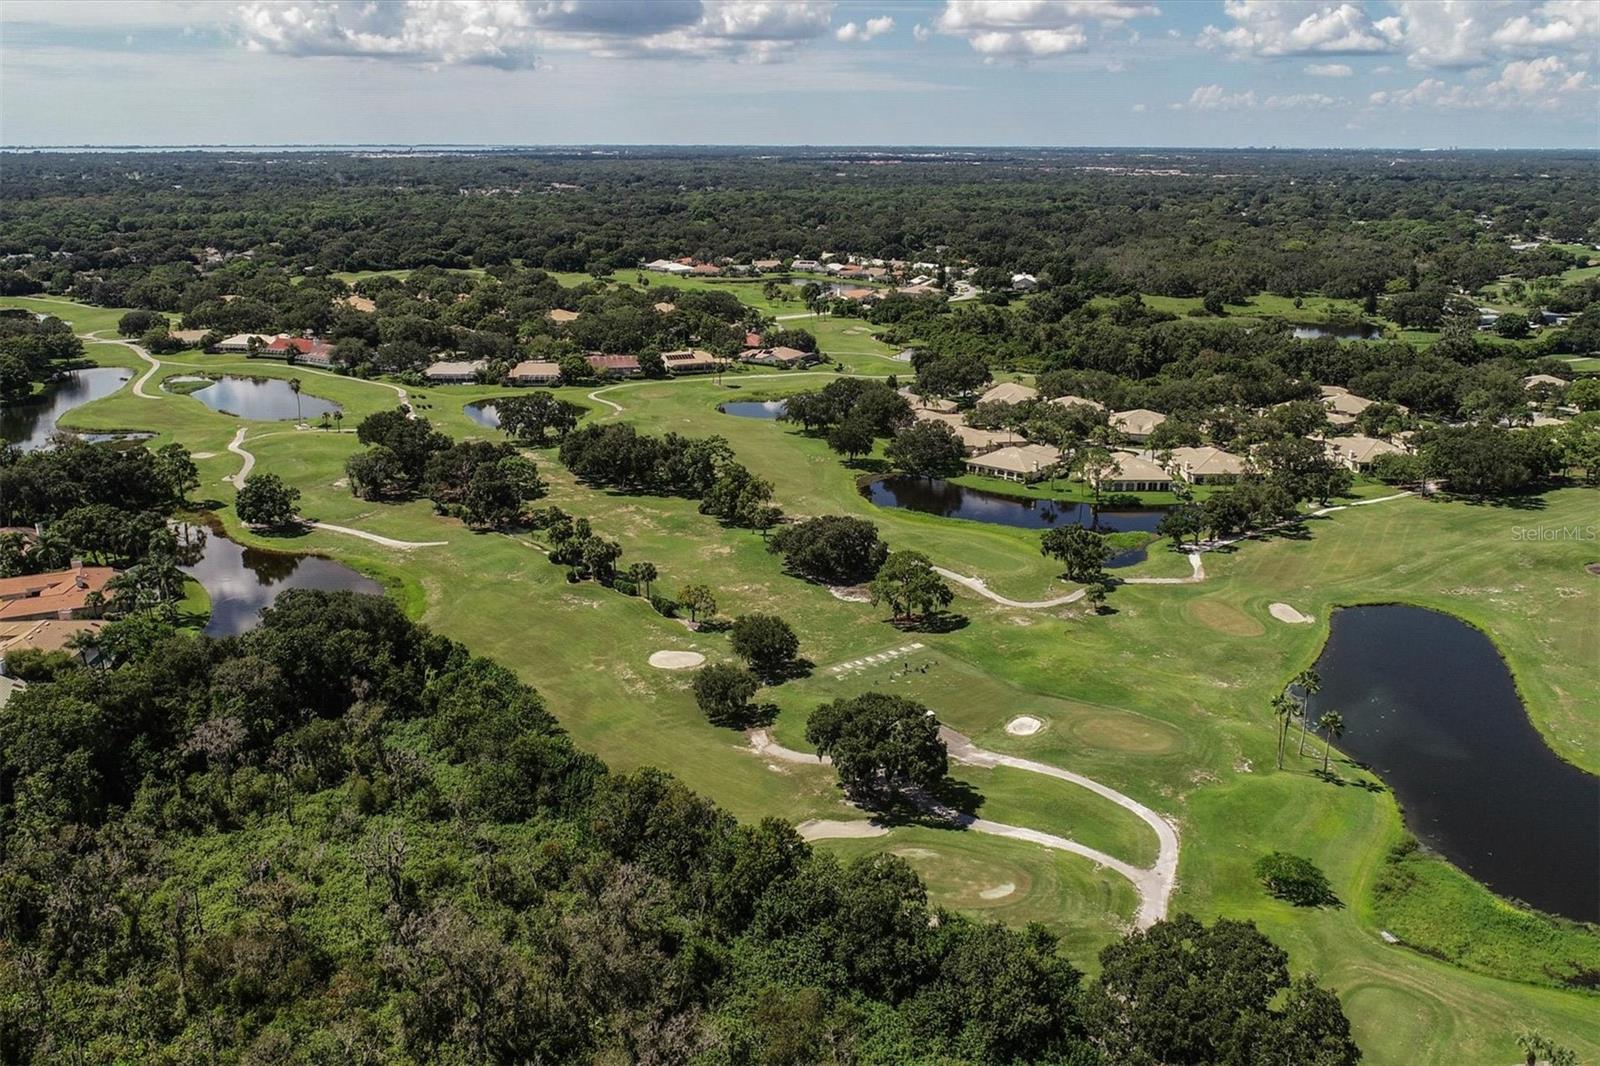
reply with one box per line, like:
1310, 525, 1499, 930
170, 375, 341, 421
1, 366, 132, 450
862, 475, 1170, 534
1308, 604, 1599, 922
180, 525, 384, 637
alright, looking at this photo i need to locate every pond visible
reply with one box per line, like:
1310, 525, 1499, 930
179, 524, 384, 637
718, 400, 788, 420
1290, 321, 1382, 341
862, 475, 1169, 533
1, 367, 132, 450
464, 402, 500, 429
170, 374, 341, 421
1308, 604, 1599, 922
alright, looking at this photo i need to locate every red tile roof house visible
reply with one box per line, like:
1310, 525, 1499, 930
585, 353, 643, 378
690, 263, 723, 276
266, 336, 335, 366
0, 564, 117, 622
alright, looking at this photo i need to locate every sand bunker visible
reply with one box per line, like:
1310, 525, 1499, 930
1268, 602, 1313, 624
978, 882, 1017, 900
648, 650, 705, 670
795, 819, 888, 841
1005, 715, 1044, 736
828, 585, 873, 603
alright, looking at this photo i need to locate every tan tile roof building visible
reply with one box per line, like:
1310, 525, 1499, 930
965, 444, 1062, 481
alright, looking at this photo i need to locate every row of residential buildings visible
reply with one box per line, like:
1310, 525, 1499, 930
904, 379, 1417, 491
423, 343, 822, 385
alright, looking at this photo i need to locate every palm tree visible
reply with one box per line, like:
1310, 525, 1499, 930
1271, 693, 1296, 770
1293, 668, 1321, 756
333, 409, 344, 433
288, 377, 303, 422
1319, 709, 1345, 774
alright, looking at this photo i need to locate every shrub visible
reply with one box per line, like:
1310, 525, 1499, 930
1254, 852, 1340, 907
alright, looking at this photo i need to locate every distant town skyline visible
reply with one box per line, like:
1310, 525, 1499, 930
3, 1, 1596, 149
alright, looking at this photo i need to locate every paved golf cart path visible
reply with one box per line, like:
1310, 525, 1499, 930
747, 725, 1178, 929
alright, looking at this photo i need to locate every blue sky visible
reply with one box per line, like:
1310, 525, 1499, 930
2, 1, 1596, 148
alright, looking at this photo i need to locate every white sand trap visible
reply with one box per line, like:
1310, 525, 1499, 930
796, 819, 888, 841
649, 650, 705, 670
1268, 602, 1313, 624
979, 882, 1017, 900
1006, 715, 1044, 736
191, 451, 217, 460
828, 585, 872, 603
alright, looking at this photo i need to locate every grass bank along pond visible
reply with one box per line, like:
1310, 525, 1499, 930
1308, 604, 1600, 923
179, 523, 383, 636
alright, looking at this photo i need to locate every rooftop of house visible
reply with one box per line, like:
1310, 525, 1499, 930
968, 443, 1061, 474
424, 360, 485, 377
1522, 373, 1569, 388
585, 353, 641, 369
1104, 450, 1172, 482
1047, 394, 1106, 412
509, 360, 561, 378
1165, 445, 1249, 476
1112, 408, 1168, 435
978, 381, 1039, 406
0, 618, 102, 658
0, 565, 117, 621
1326, 434, 1405, 463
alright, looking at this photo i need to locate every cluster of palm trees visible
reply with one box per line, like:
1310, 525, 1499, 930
1272, 668, 1345, 774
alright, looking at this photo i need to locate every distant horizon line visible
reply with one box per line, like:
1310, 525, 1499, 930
3, 142, 1596, 154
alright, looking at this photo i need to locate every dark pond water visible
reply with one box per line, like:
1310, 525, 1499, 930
863, 475, 1169, 533
179, 525, 384, 637
464, 402, 500, 428
1290, 321, 1382, 341
1105, 546, 1148, 570
1, 367, 132, 450
718, 400, 788, 419
172, 375, 341, 421
1309, 605, 1599, 922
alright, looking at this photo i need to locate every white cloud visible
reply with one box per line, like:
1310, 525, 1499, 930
836, 15, 893, 42
913, 22, 931, 43
236, 1, 545, 68
1174, 83, 1342, 110
1198, 1, 1402, 58
1491, 1, 1600, 50
970, 27, 1087, 56
233, 0, 839, 67
1371, 54, 1592, 108
1305, 62, 1353, 76
931, 0, 1158, 59
1131, 102, 1148, 112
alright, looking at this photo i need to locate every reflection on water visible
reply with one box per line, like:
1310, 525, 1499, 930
1290, 321, 1381, 341
863, 475, 1169, 533
1311, 605, 1599, 922
172, 375, 341, 421
718, 400, 788, 419
179, 523, 384, 636
1, 367, 132, 450
464, 402, 500, 428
